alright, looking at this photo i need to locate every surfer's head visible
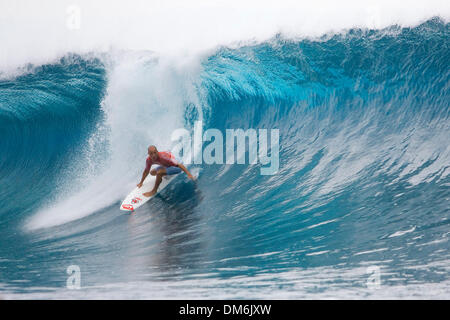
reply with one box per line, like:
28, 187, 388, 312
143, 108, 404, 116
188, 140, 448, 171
148, 145, 159, 161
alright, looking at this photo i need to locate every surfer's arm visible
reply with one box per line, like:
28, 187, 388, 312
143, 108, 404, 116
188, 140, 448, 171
177, 163, 195, 181
137, 168, 150, 187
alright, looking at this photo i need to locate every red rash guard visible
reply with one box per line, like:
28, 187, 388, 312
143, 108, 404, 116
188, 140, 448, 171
145, 151, 179, 171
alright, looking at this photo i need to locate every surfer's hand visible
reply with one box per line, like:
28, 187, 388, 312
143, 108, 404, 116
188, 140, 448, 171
188, 174, 196, 181
137, 182, 143, 188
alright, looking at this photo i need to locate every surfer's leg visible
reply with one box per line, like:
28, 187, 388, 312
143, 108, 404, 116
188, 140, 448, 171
153, 167, 167, 192
143, 167, 167, 197
150, 165, 162, 176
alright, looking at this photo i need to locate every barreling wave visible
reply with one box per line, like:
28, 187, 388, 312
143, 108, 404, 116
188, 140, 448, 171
0, 18, 448, 298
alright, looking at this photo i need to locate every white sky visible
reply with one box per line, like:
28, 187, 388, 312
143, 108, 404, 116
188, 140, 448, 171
0, 0, 449, 70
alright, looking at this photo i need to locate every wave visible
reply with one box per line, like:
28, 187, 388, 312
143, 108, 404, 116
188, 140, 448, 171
0, 55, 107, 225
0, 18, 448, 298
0, 18, 446, 230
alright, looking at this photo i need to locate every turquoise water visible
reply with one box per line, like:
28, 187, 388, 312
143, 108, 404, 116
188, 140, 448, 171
0, 19, 449, 299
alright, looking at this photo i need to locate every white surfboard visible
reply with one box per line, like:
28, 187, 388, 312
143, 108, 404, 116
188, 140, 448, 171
120, 168, 176, 212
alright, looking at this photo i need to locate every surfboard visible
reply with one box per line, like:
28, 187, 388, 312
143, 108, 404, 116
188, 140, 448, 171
120, 168, 176, 212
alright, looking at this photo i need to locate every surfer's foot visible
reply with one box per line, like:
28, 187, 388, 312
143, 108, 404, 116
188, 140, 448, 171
143, 190, 156, 197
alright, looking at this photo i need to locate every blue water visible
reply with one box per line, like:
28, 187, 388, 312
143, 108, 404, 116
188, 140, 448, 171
0, 19, 449, 299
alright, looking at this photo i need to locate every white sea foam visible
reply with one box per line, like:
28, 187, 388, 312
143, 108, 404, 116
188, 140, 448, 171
25, 51, 204, 230
2, 261, 450, 299
1, 0, 449, 73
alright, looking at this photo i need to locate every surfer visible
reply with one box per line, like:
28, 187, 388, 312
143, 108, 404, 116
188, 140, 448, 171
138, 145, 195, 197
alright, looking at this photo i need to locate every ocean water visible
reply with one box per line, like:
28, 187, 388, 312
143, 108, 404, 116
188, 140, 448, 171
0, 8, 449, 299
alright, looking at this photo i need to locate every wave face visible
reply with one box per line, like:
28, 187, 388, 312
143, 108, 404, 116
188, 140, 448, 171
0, 19, 449, 299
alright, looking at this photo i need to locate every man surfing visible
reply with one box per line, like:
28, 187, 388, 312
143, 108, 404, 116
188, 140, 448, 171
137, 145, 195, 197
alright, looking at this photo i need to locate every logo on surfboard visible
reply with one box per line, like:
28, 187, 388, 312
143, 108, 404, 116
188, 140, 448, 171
131, 197, 142, 204
122, 204, 134, 211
